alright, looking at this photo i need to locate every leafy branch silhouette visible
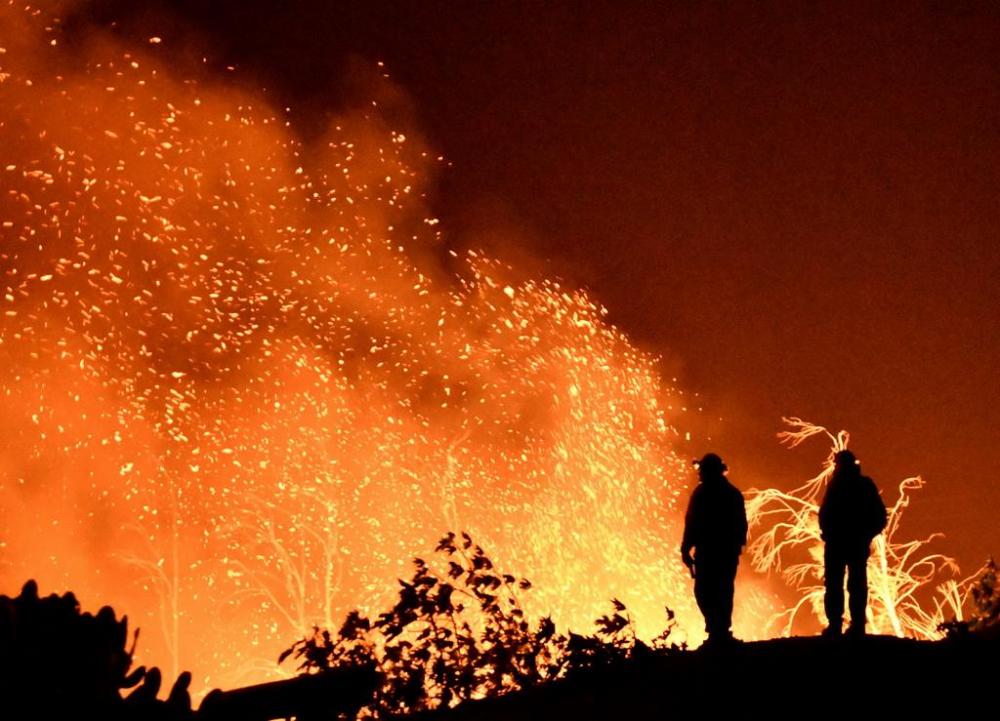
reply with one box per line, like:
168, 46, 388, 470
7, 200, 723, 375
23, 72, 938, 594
280, 531, 683, 716
938, 557, 1000, 638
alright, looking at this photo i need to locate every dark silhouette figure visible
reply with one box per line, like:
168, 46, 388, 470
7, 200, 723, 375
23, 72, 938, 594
819, 450, 888, 637
681, 453, 748, 644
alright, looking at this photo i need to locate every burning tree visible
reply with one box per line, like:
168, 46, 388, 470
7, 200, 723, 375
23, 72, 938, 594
1, 4, 704, 690
746, 417, 969, 639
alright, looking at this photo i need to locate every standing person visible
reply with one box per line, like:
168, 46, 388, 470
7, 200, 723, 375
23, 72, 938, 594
819, 449, 888, 637
681, 453, 748, 645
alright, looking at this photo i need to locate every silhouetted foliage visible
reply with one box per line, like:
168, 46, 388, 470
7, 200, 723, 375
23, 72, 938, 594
0, 580, 193, 720
281, 532, 683, 717
939, 557, 1000, 638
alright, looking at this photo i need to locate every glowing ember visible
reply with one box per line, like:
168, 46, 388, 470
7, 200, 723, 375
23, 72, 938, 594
1, 4, 751, 691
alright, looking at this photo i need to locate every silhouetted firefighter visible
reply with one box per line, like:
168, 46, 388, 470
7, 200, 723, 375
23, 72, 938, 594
819, 449, 888, 637
681, 453, 748, 645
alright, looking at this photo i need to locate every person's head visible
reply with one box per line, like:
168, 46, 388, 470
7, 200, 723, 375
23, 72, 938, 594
694, 453, 728, 481
833, 449, 861, 475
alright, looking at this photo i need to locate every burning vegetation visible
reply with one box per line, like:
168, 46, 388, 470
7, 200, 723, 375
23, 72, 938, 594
0, 2, 705, 691
0, 4, 994, 708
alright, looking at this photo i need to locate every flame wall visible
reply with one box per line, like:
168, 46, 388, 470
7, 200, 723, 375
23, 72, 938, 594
0, 4, 769, 690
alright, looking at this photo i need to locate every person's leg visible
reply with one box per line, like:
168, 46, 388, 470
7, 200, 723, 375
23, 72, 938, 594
720, 558, 737, 638
847, 551, 869, 634
824, 544, 845, 634
697, 561, 726, 639
694, 571, 711, 635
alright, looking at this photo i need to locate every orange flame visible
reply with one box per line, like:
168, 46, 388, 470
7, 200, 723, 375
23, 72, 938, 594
2, 4, 763, 691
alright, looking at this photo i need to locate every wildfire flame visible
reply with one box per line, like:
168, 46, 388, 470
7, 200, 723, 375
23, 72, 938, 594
2, 6, 971, 698
0, 4, 744, 691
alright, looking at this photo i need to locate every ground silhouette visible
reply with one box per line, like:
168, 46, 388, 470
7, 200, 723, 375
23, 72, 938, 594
402, 633, 998, 720
2, 577, 997, 719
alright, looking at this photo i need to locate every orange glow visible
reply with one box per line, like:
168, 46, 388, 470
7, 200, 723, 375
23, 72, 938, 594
1, 4, 765, 692
4, 6, 971, 698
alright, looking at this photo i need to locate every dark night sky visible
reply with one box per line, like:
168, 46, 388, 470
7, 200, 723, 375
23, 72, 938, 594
79, 1, 1000, 570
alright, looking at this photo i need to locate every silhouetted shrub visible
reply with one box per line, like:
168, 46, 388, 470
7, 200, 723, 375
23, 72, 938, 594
939, 557, 1000, 638
281, 532, 683, 717
0, 580, 193, 720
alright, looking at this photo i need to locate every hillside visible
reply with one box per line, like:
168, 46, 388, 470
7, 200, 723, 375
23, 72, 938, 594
401, 634, 996, 720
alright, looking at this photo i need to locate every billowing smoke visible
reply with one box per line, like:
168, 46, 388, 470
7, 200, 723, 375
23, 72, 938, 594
0, 3, 769, 690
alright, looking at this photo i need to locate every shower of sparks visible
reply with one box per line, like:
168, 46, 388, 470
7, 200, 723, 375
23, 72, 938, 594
746, 417, 969, 639
0, 4, 764, 691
